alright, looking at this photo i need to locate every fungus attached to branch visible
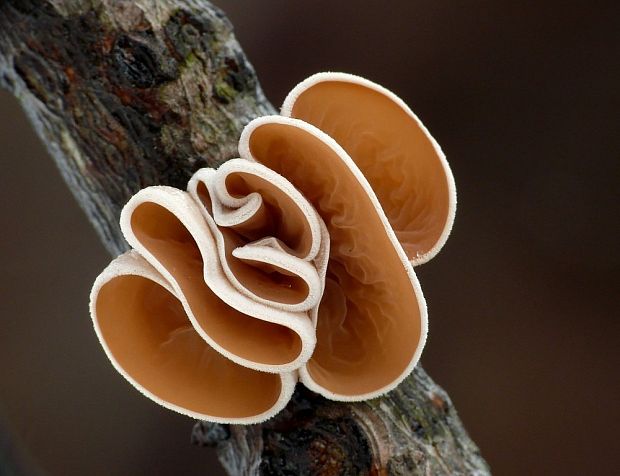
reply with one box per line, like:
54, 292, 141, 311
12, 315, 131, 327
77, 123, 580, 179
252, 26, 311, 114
89, 73, 456, 424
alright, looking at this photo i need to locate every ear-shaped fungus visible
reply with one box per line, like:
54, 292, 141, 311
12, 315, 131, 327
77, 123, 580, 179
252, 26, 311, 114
91, 162, 325, 423
240, 116, 427, 400
91, 252, 297, 423
89, 72, 456, 423
282, 72, 456, 265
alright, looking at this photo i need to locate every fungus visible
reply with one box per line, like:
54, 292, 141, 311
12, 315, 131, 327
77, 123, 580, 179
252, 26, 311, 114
89, 73, 456, 423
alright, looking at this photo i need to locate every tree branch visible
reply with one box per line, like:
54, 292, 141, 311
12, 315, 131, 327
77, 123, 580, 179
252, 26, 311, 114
0, 1, 489, 474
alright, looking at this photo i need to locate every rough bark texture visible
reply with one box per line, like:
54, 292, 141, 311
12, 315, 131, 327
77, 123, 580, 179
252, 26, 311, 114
0, 1, 490, 474
0, 0, 272, 255
193, 367, 488, 475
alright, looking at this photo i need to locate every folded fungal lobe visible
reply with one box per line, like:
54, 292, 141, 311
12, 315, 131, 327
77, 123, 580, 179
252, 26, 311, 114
91, 160, 326, 423
282, 72, 456, 265
240, 116, 428, 401
90, 72, 456, 423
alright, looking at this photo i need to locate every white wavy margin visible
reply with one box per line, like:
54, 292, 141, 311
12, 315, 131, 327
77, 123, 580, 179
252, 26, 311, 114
88, 71, 455, 420
117, 185, 316, 374
281, 71, 457, 266
89, 250, 298, 424
239, 115, 429, 401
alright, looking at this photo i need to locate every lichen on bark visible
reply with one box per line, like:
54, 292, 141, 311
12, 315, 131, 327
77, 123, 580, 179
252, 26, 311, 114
0, 1, 490, 474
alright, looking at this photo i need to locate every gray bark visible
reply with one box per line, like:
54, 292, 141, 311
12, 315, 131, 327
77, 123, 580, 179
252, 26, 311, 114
0, 1, 490, 474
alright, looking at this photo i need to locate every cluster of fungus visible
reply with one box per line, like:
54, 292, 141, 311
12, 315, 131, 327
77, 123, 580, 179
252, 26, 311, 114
90, 73, 456, 424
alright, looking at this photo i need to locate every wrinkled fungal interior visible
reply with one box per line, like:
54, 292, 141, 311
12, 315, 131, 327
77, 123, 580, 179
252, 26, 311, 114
193, 176, 312, 306
288, 80, 451, 261
249, 122, 423, 396
129, 202, 303, 366
96, 275, 282, 418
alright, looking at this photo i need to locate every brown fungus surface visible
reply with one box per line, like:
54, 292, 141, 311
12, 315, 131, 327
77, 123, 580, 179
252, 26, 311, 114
245, 118, 425, 398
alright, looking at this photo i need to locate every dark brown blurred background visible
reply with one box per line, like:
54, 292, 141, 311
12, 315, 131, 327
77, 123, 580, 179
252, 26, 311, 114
1, 1, 618, 475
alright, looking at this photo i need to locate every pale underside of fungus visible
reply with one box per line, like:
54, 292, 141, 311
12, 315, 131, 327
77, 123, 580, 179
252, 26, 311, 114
89, 72, 457, 424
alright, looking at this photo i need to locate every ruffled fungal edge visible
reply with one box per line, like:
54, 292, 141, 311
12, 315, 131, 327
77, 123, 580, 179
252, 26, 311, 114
118, 185, 317, 374
239, 115, 429, 402
281, 71, 457, 266
89, 250, 298, 424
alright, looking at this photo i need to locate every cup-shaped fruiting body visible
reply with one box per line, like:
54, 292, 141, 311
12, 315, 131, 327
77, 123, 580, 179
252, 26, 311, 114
282, 72, 456, 265
90, 73, 456, 424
